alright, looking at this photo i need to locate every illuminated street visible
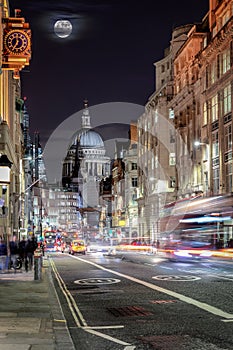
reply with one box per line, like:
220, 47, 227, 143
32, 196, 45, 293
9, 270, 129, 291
50, 250, 233, 349
0, 1, 233, 349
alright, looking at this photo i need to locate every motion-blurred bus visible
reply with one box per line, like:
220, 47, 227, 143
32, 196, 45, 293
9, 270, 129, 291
159, 194, 233, 260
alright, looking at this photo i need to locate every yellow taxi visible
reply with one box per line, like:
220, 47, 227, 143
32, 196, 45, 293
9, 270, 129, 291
69, 239, 87, 255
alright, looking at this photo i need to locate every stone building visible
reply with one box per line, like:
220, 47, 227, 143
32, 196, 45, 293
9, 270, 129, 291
0, 3, 31, 241
137, 24, 192, 242
123, 122, 139, 241
62, 101, 110, 237
137, 0, 233, 245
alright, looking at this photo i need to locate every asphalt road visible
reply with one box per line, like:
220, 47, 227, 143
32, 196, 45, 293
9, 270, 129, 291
49, 251, 233, 350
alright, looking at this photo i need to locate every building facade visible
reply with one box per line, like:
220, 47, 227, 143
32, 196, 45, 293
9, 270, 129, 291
62, 101, 110, 238
0, 3, 32, 243
136, 0, 233, 246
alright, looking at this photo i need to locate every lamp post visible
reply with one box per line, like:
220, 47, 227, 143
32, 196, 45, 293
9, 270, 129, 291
0, 154, 13, 262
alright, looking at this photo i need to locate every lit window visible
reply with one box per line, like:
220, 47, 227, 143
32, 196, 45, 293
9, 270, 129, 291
203, 102, 208, 125
169, 108, 174, 119
223, 84, 231, 116
212, 132, 219, 158
211, 94, 218, 122
169, 153, 176, 166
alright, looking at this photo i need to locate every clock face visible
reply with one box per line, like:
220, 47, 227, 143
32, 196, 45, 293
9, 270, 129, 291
4, 30, 29, 54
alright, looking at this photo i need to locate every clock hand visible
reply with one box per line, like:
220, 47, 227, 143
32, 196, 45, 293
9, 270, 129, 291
12, 39, 19, 50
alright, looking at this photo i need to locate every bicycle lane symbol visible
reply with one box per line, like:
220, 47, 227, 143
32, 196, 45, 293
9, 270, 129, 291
74, 277, 121, 285
152, 275, 201, 281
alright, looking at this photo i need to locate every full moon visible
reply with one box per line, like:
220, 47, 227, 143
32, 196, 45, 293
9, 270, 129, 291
54, 20, 72, 38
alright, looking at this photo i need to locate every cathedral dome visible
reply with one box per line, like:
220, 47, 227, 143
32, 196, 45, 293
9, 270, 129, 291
79, 129, 104, 148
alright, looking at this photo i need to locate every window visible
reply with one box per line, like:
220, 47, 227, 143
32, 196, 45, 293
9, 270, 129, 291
213, 167, 220, 193
225, 124, 232, 151
211, 94, 218, 122
131, 163, 137, 170
226, 162, 233, 192
169, 108, 174, 119
169, 153, 176, 166
210, 62, 216, 85
203, 102, 208, 125
169, 177, 176, 188
131, 177, 138, 187
223, 84, 231, 116
219, 48, 231, 77
212, 132, 219, 158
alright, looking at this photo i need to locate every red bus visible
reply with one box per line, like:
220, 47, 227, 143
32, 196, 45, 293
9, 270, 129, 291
44, 231, 58, 252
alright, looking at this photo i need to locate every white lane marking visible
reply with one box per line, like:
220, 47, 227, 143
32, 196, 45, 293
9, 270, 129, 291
71, 255, 233, 320
160, 265, 173, 270
222, 319, 233, 322
84, 325, 124, 329
53, 257, 135, 347
50, 258, 87, 327
213, 275, 233, 281
84, 328, 133, 346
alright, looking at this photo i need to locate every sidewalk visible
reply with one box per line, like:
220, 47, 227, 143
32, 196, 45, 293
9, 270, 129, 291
0, 256, 75, 350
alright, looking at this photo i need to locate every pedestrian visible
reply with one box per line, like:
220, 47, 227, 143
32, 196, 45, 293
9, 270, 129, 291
0, 237, 7, 271
25, 235, 37, 270
9, 235, 19, 272
18, 237, 27, 271
0, 236, 7, 256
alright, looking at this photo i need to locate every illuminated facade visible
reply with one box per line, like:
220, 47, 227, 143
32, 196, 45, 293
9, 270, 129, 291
62, 101, 110, 236
0, 2, 31, 241
137, 25, 191, 242
137, 0, 233, 243
123, 122, 139, 241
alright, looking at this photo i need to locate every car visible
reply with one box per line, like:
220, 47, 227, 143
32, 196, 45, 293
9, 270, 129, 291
69, 239, 87, 255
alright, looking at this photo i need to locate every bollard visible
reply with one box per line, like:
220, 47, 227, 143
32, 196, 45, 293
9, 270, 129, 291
34, 247, 42, 280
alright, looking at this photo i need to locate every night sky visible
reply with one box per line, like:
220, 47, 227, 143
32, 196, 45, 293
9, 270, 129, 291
10, 0, 209, 147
